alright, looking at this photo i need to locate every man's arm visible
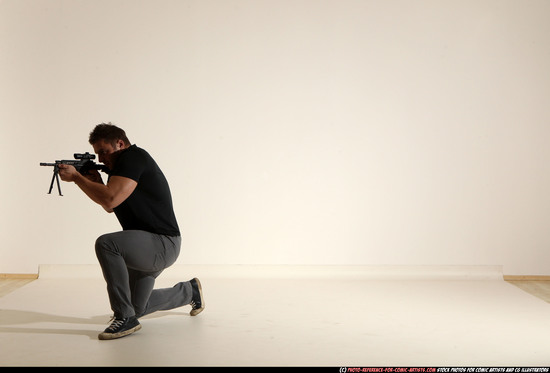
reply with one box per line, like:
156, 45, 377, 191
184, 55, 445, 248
58, 164, 137, 211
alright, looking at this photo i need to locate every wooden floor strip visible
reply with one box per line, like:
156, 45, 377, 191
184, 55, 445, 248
0, 273, 39, 279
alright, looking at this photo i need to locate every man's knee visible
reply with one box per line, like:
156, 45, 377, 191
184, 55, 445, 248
95, 233, 118, 257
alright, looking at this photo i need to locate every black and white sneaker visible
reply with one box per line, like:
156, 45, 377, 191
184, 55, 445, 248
98, 316, 141, 340
189, 278, 205, 316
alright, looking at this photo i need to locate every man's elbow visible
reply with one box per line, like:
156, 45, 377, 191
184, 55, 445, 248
100, 177, 136, 210
101, 195, 122, 211
103, 201, 119, 211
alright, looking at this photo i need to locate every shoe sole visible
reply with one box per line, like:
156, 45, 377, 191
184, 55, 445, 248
98, 324, 142, 340
190, 277, 205, 316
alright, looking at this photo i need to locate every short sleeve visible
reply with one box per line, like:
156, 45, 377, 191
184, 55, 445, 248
109, 146, 146, 182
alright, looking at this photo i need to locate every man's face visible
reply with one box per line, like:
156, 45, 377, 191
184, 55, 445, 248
92, 139, 125, 170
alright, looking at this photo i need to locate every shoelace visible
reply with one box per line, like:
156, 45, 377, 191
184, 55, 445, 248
190, 300, 198, 309
106, 317, 125, 331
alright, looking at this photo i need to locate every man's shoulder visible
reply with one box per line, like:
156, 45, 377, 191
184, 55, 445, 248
111, 145, 151, 174
121, 145, 151, 160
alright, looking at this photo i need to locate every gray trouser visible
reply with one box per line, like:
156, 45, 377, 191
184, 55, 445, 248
95, 230, 192, 319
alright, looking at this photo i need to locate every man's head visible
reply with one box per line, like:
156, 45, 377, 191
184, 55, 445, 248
89, 123, 131, 170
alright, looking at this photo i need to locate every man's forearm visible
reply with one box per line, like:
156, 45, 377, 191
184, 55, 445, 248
59, 164, 137, 210
73, 173, 115, 210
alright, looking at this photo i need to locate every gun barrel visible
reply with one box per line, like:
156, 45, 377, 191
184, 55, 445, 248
40, 163, 56, 166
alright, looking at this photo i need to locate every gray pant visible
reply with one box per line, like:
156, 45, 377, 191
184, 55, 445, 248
95, 230, 192, 319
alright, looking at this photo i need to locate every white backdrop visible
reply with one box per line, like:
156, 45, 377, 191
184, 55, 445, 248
1, 0, 549, 275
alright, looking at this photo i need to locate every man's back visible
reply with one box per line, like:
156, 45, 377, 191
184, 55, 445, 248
109, 145, 180, 236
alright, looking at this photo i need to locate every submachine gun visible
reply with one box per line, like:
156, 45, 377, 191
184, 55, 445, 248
40, 152, 108, 196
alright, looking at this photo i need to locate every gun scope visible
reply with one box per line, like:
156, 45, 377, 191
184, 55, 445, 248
74, 152, 95, 160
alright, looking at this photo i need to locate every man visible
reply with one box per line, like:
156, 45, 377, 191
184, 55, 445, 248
58, 123, 204, 340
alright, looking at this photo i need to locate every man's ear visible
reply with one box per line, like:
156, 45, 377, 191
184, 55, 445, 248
116, 139, 126, 150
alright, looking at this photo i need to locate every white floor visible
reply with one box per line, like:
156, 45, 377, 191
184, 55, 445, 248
1, 265, 550, 367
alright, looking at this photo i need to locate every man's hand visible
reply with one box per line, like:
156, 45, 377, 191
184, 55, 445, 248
83, 169, 104, 184
57, 164, 79, 182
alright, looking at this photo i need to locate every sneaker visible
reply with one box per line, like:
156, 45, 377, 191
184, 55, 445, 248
189, 278, 205, 316
98, 316, 141, 340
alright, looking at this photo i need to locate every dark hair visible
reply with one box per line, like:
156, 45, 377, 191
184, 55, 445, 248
89, 123, 131, 147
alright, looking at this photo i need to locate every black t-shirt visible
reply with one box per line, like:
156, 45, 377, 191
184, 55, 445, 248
108, 145, 180, 236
